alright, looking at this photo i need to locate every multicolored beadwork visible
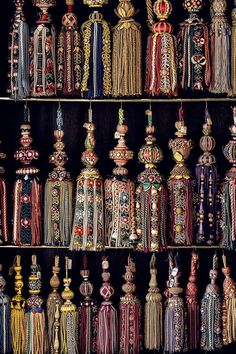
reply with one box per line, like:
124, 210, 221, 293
71, 107, 104, 251
105, 108, 137, 247
168, 108, 194, 245
136, 108, 167, 251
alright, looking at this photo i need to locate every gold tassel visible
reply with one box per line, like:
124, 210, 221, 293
10, 255, 26, 354
145, 254, 163, 351
47, 256, 63, 354
222, 253, 236, 345
112, 0, 142, 97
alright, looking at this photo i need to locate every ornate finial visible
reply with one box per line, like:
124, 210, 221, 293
167, 253, 183, 296
115, 0, 136, 20
138, 109, 163, 168
146, 254, 162, 302
109, 108, 133, 176
11, 255, 25, 308
61, 257, 76, 307
49, 255, 60, 292
211, 0, 227, 16
99, 257, 114, 302
79, 255, 94, 300
198, 108, 216, 165
121, 256, 136, 299
154, 0, 172, 21
183, 0, 203, 13
81, 107, 98, 169
186, 252, 199, 299
223, 107, 236, 168
34, 0, 56, 7
83, 0, 108, 7
28, 255, 42, 298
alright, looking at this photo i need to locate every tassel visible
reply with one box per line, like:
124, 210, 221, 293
10, 255, 26, 354
46, 256, 63, 354
13, 106, 42, 246
119, 256, 142, 354
81, 0, 112, 98
78, 255, 98, 354
221, 107, 236, 249
97, 257, 118, 354
168, 107, 194, 245
200, 253, 222, 351
60, 257, 78, 354
25, 255, 47, 354
57, 0, 83, 95
7, 0, 29, 99
231, 0, 236, 96
105, 107, 137, 247
70, 106, 104, 251
44, 104, 73, 246
164, 252, 187, 353
195, 107, 220, 245
185, 252, 199, 350
222, 253, 236, 345
145, 0, 178, 97
112, 0, 142, 97
136, 108, 167, 251
53, 301, 60, 354
29, 0, 56, 97
177, 0, 211, 91
0, 143, 8, 244
144, 254, 163, 351
0, 264, 11, 354
209, 0, 231, 94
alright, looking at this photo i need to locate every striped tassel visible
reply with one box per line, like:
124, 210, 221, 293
200, 253, 222, 351
145, 254, 163, 351
0, 265, 11, 354
57, 0, 83, 95
209, 0, 231, 94
97, 257, 118, 354
222, 254, 236, 345
46, 256, 62, 354
10, 255, 26, 354
145, 0, 177, 97
112, 0, 142, 97
79, 256, 98, 354
60, 257, 78, 354
25, 255, 47, 354
7, 0, 29, 99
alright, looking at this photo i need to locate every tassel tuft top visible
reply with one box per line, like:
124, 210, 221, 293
198, 109, 216, 165
223, 107, 236, 168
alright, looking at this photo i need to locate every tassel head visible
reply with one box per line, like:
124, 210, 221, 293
223, 107, 236, 169
100, 257, 114, 302
153, 0, 172, 21
198, 110, 216, 165
83, 0, 108, 7
183, 0, 203, 13
33, 0, 56, 9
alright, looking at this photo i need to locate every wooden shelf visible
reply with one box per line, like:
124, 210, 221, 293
0, 96, 236, 103
0, 245, 224, 250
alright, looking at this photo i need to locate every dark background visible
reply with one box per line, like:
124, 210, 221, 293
0, 0, 236, 353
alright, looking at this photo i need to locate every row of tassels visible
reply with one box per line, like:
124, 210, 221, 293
1, 252, 236, 354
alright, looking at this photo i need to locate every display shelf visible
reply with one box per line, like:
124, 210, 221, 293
0, 96, 236, 103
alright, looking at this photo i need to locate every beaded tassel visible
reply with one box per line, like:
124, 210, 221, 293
29, 0, 56, 97
44, 105, 73, 246
177, 0, 210, 91
119, 256, 142, 354
209, 0, 231, 94
46, 256, 63, 354
195, 108, 220, 245
145, 0, 178, 97
105, 108, 137, 247
200, 253, 222, 351
221, 107, 236, 249
70, 107, 104, 251
185, 252, 199, 350
164, 252, 187, 354
7, 0, 29, 99
222, 253, 236, 345
97, 257, 118, 354
0, 265, 11, 354
60, 257, 78, 354
168, 107, 194, 245
0, 142, 8, 244
57, 0, 83, 95
12, 106, 42, 246
112, 0, 142, 97
231, 0, 236, 96
78, 255, 98, 354
81, 0, 112, 98
144, 254, 163, 351
136, 108, 167, 251
10, 255, 26, 354
25, 255, 47, 354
